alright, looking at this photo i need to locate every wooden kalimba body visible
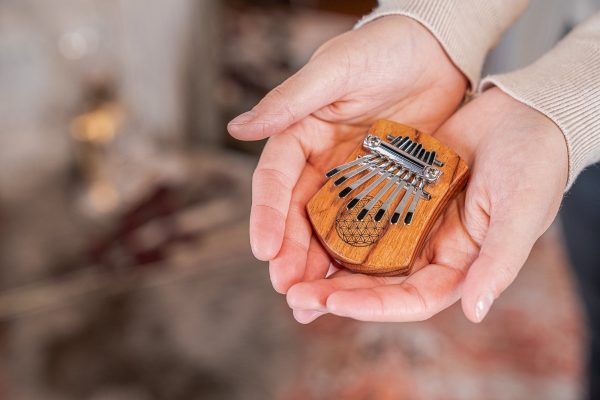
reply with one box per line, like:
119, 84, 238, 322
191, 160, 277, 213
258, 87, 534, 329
307, 120, 469, 276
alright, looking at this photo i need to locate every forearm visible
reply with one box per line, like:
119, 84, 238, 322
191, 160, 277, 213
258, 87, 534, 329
356, 0, 530, 90
481, 12, 600, 187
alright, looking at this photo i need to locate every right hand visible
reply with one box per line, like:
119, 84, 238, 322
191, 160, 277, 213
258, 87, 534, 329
286, 88, 568, 324
228, 16, 468, 304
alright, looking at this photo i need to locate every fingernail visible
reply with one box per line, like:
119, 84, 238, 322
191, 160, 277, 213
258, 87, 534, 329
228, 110, 257, 126
325, 263, 340, 278
293, 310, 325, 324
474, 291, 495, 322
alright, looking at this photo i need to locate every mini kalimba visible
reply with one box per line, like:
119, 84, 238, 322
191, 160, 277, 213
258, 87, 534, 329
307, 120, 469, 276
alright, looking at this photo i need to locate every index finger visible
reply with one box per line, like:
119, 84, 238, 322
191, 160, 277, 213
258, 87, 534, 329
250, 129, 307, 261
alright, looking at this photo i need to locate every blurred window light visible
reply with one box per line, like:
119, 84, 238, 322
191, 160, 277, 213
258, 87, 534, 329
58, 27, 99, 60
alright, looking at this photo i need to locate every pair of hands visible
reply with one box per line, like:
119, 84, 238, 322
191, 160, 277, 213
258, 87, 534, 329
228, 16, 568, 324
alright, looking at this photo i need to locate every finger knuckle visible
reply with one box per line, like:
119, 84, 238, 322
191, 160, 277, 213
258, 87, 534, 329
268, 87, 297, 124
400, 282, 429, 311
478, 251, 520, 290
252, 167, 291, 192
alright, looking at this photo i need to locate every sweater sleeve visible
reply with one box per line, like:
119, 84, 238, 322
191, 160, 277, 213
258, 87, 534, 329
355, 0, 529, 91
481, 12, 600, 187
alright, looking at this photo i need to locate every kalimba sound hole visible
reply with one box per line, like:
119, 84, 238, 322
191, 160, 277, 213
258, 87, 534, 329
335, 196, 386, 247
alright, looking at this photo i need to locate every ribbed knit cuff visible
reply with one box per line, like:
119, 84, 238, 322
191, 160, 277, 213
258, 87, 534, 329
355, 0, 529, 91
481, 13, 600, 189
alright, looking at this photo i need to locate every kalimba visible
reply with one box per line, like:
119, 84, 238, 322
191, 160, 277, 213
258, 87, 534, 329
307, 120, 469, 276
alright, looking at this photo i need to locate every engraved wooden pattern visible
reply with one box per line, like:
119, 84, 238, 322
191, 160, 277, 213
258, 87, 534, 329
306, 120, 469, 276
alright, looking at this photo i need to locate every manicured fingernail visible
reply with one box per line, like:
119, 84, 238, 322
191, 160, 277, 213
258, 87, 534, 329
228, 110, 257, 126
293, 310, 325, 324
475, 291, 494, 322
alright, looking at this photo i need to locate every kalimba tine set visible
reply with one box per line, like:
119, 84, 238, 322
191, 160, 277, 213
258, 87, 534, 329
307, 120, 469, 276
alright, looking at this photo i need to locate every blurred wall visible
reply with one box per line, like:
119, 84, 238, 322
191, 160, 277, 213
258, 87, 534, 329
0, 0, 214, 204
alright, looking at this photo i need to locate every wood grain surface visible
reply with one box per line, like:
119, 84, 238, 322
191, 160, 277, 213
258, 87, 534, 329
307, 120, 469, 276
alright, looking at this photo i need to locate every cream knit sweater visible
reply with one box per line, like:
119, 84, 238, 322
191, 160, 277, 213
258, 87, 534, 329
356, 0, 600, 186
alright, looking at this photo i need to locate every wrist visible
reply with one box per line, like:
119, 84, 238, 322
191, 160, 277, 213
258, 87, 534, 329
435, 87, 569, 189
480, 88, 569, 188
491, 88, 567, 172
354, 15, 467, 95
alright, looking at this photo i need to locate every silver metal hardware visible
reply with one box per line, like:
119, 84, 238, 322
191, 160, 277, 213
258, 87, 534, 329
326, 133, 444, 225
391, 177, 416, 225
366, 135, 442, 183
325, 154, 376, 178
338, 161, 391, 198
357, 168, 406, 221
333, 157, 385, 186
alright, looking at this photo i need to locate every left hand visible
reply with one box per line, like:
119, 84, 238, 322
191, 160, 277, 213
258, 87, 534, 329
286, 88, 568, 324
228, 16, 468, 305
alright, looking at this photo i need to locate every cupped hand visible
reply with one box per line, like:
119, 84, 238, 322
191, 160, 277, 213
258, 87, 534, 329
228, 16, 467, 297
287, 88, 568, 323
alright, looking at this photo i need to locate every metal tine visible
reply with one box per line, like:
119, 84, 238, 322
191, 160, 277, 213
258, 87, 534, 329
395, 136, 410, 148
334, 156, 383, 186
427, 151, 436, 165
390, 135, 403, 146
390, 176, 418, 224
338, 161, 392, 198
427, 150, 444, 167
422, 151, 430, 163
426, 150, 444, 167
400, 138, 413, 151
373, 171, 412, 222
417, 148, 426, 160
346, 164, 398, 210
406, 142, 418, 154
412, 143, 422, 157
386, 134, 407, 146
404, 179, 425, 224
325, 154, 376, 178
356, 168, 406, 221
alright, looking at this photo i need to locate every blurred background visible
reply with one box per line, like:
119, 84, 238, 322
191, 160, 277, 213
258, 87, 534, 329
0, 0, 596, 399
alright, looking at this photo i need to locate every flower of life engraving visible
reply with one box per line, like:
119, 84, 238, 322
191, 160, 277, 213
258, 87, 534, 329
335, 196, 387, 247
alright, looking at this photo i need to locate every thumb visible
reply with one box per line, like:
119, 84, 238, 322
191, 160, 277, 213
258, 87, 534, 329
227, 58, 347, 140
461, 204, 541, 323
